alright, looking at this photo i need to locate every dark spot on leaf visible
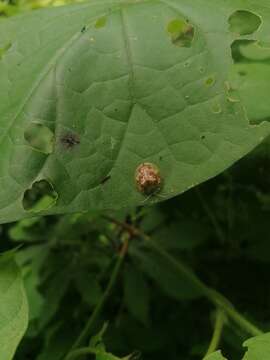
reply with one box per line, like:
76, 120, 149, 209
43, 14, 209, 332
159, 156, 163, 161
205, 77, 215, 87
23, 179, 58, 212
60, 132, 80, 150
238, 70, 247, 76
201, 135, 206, 140
228, 10, 261, 35
24, 123, 54, 154
100, 175, 111, 185
95, 16, 107, 29
167, 19, 194, 47
81, 26, 86, 33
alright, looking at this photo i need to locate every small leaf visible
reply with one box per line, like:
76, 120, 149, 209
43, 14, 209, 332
243, 332, 270, 360
0, 250, 28, 360
204, 351, 227, 360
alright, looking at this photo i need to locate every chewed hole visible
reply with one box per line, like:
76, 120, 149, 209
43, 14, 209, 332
0, 42, 11, 60
60, 132, 80, 150
23, 179, 58, 212
231, 39, 255, 63
24, 123, 54, 154
167, 19, 194, 47
95, 16, 107, 29
228, 10, 261, 35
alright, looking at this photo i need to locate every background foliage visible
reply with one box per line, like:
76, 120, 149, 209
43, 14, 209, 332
1, 0, 270, 359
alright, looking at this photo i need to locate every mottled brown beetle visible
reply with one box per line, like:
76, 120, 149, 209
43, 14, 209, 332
135, 162, 162, 196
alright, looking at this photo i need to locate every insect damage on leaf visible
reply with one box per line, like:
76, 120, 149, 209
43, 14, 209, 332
135, 163, 162, 196
167, 18, 194, 47
23, 179, 58, 212
228, 10, 262, 35
60, 132, 80, 150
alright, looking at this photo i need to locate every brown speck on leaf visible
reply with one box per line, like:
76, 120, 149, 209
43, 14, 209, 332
60, 133, 80, 149
135, 162, 162, 196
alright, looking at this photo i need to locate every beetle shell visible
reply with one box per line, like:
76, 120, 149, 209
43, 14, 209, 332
135, 162, 162, 196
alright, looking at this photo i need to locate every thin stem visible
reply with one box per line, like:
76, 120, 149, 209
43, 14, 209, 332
64, 237, 129, 360
196, 188, 226, 244
205, 310, 226, 357
66, 347, 95, 360
103, 216, 263, 337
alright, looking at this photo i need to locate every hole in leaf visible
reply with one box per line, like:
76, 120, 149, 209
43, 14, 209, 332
231, 39, 256, 63
0, 42, 11, 60
95, 16, 107, 29
228, 10, 261, 35
24, 123, 54, 154
60, 132, 80, 150
167, 19, 194, 47
23, 179, 58, 212
231, 39, 270, 62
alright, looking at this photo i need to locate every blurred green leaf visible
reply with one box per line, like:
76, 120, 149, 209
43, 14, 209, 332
0, 0, 270, 223
0, 250, 28, 360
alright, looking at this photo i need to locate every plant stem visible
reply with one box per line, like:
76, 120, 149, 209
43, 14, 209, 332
66, 347, 95, 360
205, 310, 226, 356
103, 215, 263, 337
65, 237, 129, 360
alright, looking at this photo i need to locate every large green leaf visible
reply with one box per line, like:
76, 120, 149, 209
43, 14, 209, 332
0, 0, 270, 223
0, 251, 28, 360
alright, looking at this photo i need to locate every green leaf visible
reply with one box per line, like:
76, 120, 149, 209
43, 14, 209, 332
204, 351, 227, 360
243, 332, 270, 360
0, 250, 28, 360
0, 0, 270, 223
